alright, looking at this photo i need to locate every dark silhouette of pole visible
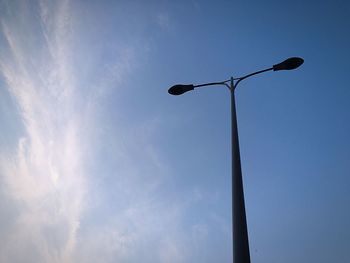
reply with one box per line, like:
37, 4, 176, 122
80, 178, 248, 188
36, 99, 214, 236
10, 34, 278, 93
230, 77, 250, 263
168, 57, 304, 263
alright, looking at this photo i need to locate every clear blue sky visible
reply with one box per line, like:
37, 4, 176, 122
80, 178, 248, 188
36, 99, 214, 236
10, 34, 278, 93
0, 0, 349, 262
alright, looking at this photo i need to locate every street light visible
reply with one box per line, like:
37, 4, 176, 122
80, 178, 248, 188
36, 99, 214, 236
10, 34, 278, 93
168, 57, 304, 263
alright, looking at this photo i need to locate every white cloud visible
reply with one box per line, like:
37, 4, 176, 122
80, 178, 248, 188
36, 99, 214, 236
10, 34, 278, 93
0, 0, 85, 262
0, 1, 177, 262
0, 1, 229, 262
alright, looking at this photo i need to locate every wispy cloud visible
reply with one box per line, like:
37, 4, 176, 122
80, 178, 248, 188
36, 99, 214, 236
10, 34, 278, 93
0, 1, 229, 262
0, 1, 85, 262
0, 1, 176, 261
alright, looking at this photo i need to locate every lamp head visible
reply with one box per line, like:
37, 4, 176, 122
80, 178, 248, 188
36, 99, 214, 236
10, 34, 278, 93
273, 57, 304, 71
168, 84, 194, 95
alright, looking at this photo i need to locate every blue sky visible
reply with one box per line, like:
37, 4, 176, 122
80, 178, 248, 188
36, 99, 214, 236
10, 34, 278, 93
0, 0, 349, 262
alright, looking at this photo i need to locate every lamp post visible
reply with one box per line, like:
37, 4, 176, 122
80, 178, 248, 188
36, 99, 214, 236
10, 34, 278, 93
168, 57, 304, 263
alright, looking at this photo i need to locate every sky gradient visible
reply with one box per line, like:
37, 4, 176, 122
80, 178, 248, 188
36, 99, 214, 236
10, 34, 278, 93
0, 0, 350, 262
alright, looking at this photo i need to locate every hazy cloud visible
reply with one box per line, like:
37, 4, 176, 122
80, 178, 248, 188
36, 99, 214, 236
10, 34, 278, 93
0, 0, 86, 262
0, 1, 228, 262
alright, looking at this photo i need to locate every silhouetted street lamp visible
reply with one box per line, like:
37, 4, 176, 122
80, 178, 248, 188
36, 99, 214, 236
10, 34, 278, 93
168, 57, 304, 263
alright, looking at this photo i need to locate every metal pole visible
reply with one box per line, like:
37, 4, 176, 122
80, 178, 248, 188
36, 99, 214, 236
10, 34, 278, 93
231, 77, 251, 263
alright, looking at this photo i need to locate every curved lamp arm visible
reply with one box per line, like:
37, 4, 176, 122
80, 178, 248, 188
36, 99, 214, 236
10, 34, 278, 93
168, 68, 273, 94
168, 80, 230, 95
168, 57, 304, 95
234, 67, 273, 89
